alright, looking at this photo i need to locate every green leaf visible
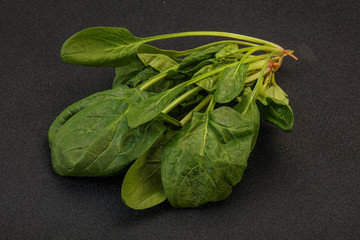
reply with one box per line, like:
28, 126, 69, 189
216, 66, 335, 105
256, 97, 294, 132
49, 86, 166, 176
161, 107, 254, 207
125, 67, 158, 88
193, 63, 221, 92
233, 87, 260, 150
215, 43, 239, 59
179, 58, 217, 74
137, 53, 179, 72
60, 27, 143, 67
262, 81, 289, 104
112, 57, 145, 88
214, 63, 248, 103
127, 84, 186, 128
121, 131, 176, 210
179, 44, 227, 69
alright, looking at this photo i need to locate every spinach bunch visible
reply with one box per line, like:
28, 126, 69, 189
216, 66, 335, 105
49, 27, 297, 209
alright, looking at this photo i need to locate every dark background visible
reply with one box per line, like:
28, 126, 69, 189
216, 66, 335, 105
1, 0, 359, 239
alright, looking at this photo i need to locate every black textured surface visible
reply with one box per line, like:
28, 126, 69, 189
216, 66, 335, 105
1, 0, 359, 239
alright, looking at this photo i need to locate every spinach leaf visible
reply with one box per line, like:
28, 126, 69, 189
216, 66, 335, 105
123, 67, 158, 89
214, 63, 248, 103
61, 27, 144, 67
138, 53, 179, 72
112, 57, 145, 88
215, 43, 239, 59
233, 87, 260, 150
161, 107, 254, 207
50, 86, 166, 176
193, 63, 221, 92
256, 97, 294, 132
127, 84, 186, 128
121, 130, 176, 210
179, 44, 228, 69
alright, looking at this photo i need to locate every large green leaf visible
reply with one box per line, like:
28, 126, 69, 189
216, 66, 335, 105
161, 107, 254, 207
127, 84, 186, 128
179, 44, 227, 69
214, 63, 248, 103
256, 97, 294, 132
121, 131, 176, 210
233, 87, 260, 150
60, 27, 143, 67
49, 86, 166, 176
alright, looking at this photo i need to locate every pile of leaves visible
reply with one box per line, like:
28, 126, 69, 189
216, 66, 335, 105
49, 27, 296, 209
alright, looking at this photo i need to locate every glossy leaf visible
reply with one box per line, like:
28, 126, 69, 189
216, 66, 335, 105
215, 43, 239, 59
256, 97, 294, 132
61, 27, 143, 67
138, 53, 179, 72
49, 86, 166, 176
161, 107, 254, 207
127, 84, 186, 128
121, 131, 176, 210
179, 44, 227, 69
233, 87, 260, 150
214, 63, 248, 103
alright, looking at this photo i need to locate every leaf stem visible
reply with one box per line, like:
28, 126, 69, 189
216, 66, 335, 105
180, 94, 213, 126
205, 96, 216, 112
138, 65, 178, 90
157, 113, 181, 126
162, 86, 202, 114
143, 31, 282, 49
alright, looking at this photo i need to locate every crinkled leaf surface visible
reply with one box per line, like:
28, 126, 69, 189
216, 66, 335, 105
233, 87, 260, 150
60, 27, 143, 67
161, 107, 254, 207
127, 84, 186, 128
49, 86, 166, 176
121, 131, 176, 210
214, 63, 248, 103
256, 97, 294, 132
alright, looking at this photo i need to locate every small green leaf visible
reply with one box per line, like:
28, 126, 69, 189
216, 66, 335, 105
138, 53, 179, 72
215, 43, 239, 59
121, 131, 176, 210
179, 44, 227, 69
125, 67, 158, 88
162, 107, 254, 207
61, 27, 143, 67
256, 97, 294, 132
112, 57, 145, 88
214, 63, 248, 103
127, 84, 186, 128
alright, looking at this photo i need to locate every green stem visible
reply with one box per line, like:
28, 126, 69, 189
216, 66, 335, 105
138, 65, 178, 90
144, 31, 282, 48
180, 94, 213, 126
206, 96, 216, 112
157, 113, 180, 126
162, 86, 202, 114
253, 52, 276, 95
169, 40, 260, 57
